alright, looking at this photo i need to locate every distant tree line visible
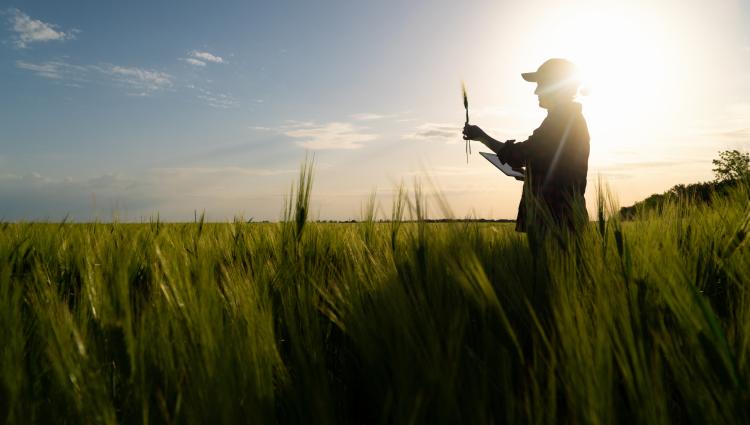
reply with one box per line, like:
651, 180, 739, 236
315, 218, 517, 224
620, 149, 749, 219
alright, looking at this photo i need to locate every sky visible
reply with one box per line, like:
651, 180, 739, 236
1, 0, 749, 221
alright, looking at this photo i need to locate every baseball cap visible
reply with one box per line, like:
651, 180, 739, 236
521, 58, 580, 85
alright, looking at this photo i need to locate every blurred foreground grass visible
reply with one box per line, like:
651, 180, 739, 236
1, 164, 750, 424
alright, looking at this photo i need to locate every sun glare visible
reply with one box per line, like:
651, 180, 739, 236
525, 5, 679, 156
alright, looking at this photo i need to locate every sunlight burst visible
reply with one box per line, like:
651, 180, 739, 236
528, 6, 677, 153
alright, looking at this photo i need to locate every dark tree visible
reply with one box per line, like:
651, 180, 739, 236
712, 149, 750, 182
620, 150, 748, 219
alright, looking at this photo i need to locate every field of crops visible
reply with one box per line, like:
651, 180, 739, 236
2, 167, 750, 424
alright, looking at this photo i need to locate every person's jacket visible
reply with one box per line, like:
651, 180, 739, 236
498, 102, 590, 232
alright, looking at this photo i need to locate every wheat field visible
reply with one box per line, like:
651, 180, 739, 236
1, 164, 749, 424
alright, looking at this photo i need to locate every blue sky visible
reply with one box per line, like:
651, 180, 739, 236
1, 0, 749, 221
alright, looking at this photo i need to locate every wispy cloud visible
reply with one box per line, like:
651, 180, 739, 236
183, 50, 224, 66
402, 123, 461, 142
197, 92, 238, 108
192, 50, 224, 63
6, 8, 78, 48
16, 59, 173, 95
283, 121, 377, 150
351, 112, 385, 121
714, 128, 750, 143
17, 58, 239, 106
184, 58, 206, 67
97, 64, 173, 94
189, 86, 239, 108
696, 102, 750, 147
15, 60, 88, 81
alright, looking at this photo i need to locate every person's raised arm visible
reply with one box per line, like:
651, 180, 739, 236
462, 124, 505, 155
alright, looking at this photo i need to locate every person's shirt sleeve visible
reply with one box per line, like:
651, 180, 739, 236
483, 138, 505, 156
498, 126, 546, 168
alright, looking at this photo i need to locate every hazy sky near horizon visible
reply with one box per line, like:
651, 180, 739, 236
1, 0, 749, 221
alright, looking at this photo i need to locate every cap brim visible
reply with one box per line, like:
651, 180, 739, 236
521, 72, 538, 82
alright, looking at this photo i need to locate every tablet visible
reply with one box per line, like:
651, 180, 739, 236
479, 152, 524, 179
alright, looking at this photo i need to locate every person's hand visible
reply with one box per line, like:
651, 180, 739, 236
462, 124, 487, 142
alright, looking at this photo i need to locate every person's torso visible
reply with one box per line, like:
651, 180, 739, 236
526, 102, 590, 195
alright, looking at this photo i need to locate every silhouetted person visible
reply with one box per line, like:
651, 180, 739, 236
463, 58, 590, 232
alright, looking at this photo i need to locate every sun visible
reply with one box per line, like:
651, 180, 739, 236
574, 13, 670, 139
523, 5, 678, 155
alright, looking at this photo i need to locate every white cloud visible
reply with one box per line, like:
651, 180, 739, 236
7, 8, 78, 48
402, 123, 461, 142
184, 58, 206, 67
188, 50, 224, 64
15, 60, 88, 81
283, 122, 377, 150
16, 60, 173, 95
95, 64, 173, 94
